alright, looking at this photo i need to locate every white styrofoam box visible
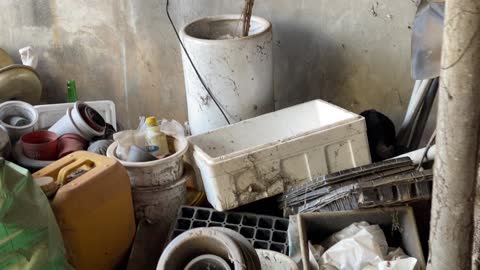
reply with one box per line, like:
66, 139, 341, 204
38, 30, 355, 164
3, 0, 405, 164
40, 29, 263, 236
34, 100, 117, 130
188, 99, 371, 211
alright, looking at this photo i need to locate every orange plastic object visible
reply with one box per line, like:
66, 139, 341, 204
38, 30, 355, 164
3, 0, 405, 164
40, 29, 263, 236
33, 151, 136, 270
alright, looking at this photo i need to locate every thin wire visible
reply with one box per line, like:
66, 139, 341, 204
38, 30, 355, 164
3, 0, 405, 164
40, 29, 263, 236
417, 129, 436, 170
165, 0, 231, 125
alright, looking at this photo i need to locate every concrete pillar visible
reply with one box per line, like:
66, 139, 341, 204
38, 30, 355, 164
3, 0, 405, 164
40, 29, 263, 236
429, 0, 480, 269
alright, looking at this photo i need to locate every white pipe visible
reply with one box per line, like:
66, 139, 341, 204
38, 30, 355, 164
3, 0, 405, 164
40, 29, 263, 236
394, 145, 435, 164
397, 79, 432, 145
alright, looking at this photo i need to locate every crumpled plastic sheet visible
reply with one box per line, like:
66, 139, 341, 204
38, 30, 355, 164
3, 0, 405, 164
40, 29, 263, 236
313, 222, 418, 270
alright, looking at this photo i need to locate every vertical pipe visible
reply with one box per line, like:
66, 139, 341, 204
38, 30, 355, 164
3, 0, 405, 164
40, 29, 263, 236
429, 0, 480, 269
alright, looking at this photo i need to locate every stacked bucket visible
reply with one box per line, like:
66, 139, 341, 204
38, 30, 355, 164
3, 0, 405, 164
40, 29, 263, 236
106, 135, 190, 224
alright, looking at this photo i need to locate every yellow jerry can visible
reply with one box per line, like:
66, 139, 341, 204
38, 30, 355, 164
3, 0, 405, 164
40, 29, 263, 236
34, 151, 136, 270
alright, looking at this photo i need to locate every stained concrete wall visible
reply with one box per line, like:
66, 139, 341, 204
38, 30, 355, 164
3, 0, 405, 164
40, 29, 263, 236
0, 0, 417, 129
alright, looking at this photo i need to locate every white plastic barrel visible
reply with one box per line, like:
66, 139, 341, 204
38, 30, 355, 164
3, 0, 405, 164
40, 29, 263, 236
180, 15, 274, 135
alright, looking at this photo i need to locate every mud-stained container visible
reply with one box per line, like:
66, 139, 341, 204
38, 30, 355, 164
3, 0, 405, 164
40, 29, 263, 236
180, 14, 274, 135
188, 99, 371, 211
33, 151, 136, 270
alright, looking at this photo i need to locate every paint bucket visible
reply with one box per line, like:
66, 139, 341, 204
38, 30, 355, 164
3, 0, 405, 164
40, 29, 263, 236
106, 135, 188, 187
180, 15, 274, 135
132, 177, 187, 223
57, 133, 88, 158
21, 130, 58, 160
0, 100, 38, 141
130, 160, 194, 223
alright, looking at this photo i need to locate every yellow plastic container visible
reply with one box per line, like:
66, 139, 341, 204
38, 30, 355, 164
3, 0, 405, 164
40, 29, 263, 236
33, 151, 136, 270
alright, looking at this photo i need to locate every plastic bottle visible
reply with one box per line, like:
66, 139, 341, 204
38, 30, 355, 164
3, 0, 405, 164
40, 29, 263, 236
145, 116, 170, 157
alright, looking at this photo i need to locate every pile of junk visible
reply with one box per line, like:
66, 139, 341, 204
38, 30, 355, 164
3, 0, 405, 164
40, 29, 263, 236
0, 2, 444, 270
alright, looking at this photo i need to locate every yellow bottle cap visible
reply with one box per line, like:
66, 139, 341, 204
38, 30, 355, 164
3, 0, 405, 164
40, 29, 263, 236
145, 116, 158, 127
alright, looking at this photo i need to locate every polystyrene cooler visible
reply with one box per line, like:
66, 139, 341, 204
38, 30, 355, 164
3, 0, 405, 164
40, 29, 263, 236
188, 99, 371, 211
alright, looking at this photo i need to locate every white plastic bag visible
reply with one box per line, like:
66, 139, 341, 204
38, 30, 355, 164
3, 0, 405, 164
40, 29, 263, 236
137, 116, 186, 137
18, 46, 38, 68
113, 130, 146, 161
318, 223, 417, 270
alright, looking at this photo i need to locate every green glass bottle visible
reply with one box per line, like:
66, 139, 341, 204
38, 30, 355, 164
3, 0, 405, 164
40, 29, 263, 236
67, 80, 78, 102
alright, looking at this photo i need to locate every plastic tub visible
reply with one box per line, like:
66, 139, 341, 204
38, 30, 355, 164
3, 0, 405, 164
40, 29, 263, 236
13, 141, 54, 170
188, 99, 371, 211
21, 130, 58, 160
107, 135, 189, 187
0, 100, 38, 141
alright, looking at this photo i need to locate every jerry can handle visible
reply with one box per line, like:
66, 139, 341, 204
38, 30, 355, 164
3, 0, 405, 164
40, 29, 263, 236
57, 158, 95, 185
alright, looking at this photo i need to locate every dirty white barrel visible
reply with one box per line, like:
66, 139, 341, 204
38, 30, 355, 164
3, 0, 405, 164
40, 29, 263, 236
180, 14, 274, 135
132, 173, 187, 223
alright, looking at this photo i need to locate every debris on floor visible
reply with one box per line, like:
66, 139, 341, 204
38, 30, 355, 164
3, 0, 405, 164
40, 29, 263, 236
281, 158, 432, 215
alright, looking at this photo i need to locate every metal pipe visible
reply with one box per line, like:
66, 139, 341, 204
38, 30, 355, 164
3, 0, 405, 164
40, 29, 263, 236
429, 0, 480, 268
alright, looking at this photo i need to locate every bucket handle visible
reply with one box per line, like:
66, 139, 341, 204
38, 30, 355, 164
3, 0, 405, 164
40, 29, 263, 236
57, 158, 94, 185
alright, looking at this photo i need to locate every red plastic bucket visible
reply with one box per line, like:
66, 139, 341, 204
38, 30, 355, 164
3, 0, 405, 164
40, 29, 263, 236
57, 133, 88, 158
21, 130, 58, 160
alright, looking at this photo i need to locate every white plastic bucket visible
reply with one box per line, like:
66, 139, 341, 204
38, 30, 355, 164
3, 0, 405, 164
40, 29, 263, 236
180, 14, 274, 135
0, 100, 38, 141
106, 135, 189, 187
131, 171, 188, 223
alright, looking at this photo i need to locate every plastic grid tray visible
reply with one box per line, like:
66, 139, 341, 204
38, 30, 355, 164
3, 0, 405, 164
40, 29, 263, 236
168, 206, 289, 254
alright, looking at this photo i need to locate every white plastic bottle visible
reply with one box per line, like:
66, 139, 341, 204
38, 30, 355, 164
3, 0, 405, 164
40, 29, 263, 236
144, 116, 170, 157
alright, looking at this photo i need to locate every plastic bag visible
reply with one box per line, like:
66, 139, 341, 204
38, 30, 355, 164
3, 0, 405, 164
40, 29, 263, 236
319, 223, 417, 270
113, 130, 146, 161
137, 116, 186, 137
0, 159, 72, 270
18, 46, 39, 68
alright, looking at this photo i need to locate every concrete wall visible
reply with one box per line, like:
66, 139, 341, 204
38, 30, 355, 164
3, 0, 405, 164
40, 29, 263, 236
0, 0, 417, 129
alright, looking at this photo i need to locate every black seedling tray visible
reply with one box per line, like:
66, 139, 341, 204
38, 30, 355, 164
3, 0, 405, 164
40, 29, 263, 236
167, 206, 289, 254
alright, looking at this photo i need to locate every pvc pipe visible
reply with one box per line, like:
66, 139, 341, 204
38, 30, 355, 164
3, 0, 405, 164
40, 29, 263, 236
397, 79, 432, 146
394, 145, 435, 164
